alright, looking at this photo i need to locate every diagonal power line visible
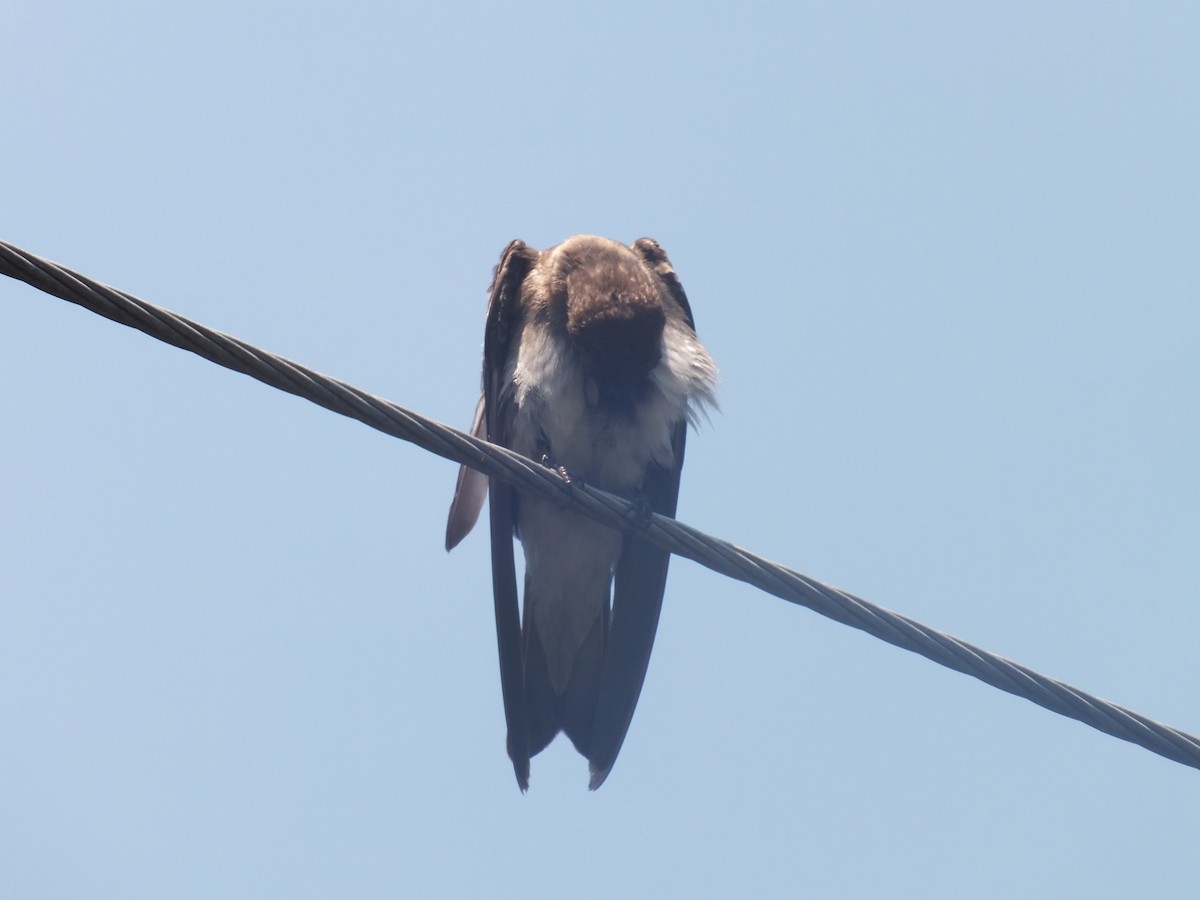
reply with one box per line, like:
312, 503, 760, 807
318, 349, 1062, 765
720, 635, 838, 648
3, 237, 1198, 773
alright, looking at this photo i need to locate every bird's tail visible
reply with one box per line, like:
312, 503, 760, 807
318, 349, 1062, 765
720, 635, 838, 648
523, 606, 607, 759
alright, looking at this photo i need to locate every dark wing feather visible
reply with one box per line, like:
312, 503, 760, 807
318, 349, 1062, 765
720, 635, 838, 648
481, 240, 537, 791
632, 237, 698, 329
588, 423, 686, 789
587, 238, 694, 789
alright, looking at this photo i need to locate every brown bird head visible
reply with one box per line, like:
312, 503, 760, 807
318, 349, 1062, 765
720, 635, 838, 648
558, 239, 667, 387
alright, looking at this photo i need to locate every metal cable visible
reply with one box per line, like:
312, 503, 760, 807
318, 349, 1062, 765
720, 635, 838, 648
3, 238, 1198, 772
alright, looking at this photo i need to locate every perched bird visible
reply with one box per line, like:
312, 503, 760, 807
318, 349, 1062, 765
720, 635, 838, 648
446, 235, 717, 790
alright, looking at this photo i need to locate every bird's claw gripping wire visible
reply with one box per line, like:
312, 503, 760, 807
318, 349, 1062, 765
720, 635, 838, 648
539, 452, 574, 505
625, 492, 654, 530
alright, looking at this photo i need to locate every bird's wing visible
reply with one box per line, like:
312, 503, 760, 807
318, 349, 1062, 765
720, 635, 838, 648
444, 394, 488, 551
480, 240, 538, 791
587, 239, 694, 789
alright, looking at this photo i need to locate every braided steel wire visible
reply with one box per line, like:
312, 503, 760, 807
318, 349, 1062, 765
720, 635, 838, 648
3, 238, 1197, 773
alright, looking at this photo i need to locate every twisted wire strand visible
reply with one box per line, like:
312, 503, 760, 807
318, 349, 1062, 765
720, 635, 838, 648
3, 238, 1197, 772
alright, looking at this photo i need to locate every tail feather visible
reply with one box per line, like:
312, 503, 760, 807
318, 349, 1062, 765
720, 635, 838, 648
557, 610, 605, 756
522, 607, 607, 761
523, 618, 559, 757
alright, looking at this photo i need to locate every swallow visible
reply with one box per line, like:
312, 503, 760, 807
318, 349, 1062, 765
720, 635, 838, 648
445, 235, 717, 790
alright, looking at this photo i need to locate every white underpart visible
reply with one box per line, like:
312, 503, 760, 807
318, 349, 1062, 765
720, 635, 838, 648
506, 317, 717, 693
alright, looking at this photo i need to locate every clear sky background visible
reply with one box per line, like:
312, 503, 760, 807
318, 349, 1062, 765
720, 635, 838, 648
3, 3, 1198, 897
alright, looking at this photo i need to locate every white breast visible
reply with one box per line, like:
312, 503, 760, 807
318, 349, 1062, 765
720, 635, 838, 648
508, 317, 716, 495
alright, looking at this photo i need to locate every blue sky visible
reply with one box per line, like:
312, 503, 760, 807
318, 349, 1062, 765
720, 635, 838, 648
3, 2, 1198, 897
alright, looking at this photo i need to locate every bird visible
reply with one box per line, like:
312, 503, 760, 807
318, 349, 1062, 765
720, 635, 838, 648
445, 235, 717, 790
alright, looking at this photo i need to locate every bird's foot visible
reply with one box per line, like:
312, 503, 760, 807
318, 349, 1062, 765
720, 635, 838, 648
626, 492, 654, 530
539, 453, 573, 487
539, 454, 576, 511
